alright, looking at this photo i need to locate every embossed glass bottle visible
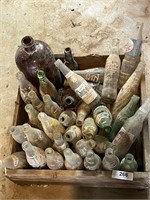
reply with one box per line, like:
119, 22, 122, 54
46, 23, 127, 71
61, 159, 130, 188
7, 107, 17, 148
64, 125, 82, 144
84, 150, 101, 170
58, 110, 76, 127
28, 90, 44, 112
82, 117, 98, 139
120, 153, 138, 172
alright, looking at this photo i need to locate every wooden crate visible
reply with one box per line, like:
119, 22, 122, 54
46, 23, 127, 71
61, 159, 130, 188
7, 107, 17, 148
5, 55, 150, 189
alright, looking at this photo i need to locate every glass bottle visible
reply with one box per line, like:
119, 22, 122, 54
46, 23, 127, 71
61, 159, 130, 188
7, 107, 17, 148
84, 150, 101, 170
93, 105, 112, 134
64, 47, 78, 70
8, 125, 27, 144
55, 59, 101, 109
43, 94, 62, 119
75, 139, 96, 158
22, 141, 46, 168
15, 35, 62, 89
118, 23, 143, 89
63, 148, 83, 169
38, 112, 65, 140
101, 39, 121, 104
82, 117, 98, 140
53, 132, 68, 154
25, 104, 43, 130
102, 148, 120, 171
112, 61, 145, 119
76, 101, 91, 127
58, 110, 76, 127
0, 151, 28, 169
120, 153, 138, 172
109, 95, 140, 142
28, 90, 44, 112
64, 125, 82, 144
45, 147, 64, 170
37, 70, 58, 101
23, 123, 52, 149
16, 71, 38, 104
112, 98, 150, 158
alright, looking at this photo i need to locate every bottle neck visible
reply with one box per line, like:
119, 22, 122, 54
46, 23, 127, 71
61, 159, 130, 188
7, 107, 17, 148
76, 113, 86, 126
111, 39, 119, 54
64, 47, 74, 62
43, 95, 53, 106
21, 36, 36, 52
55, 59, 71, 77
64, 148, 76, 163
22, 142, 35, 157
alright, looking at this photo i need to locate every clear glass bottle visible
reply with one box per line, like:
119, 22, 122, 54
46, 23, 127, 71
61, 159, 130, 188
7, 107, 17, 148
112, 98, 150, 158
23, 123, 52, 149
55, 59, 101, 109
120, 153, 138, 172
28, 90, 44, 112
45, 147, 64, 170
112, 61, 145, 119
64, 47, 78, 70
58, 110, 76, 127
93, 105, 112, 134
25, 104, 42, 130
76, 102, 91, 127
109, 95, 140, 142
16, 71, 38, 104
82, 117, 98, 140
0, 151, 28, 169
102, 148, 120, 171
64, 125, 82, 144
84, 150, 101, 170
8, 125, 27, 144
118, 23, 143, 89
53, 132, 68, 154
101, 39, 121, 104
37, 70, 58, 101
22, 141, 46, 168
63, 148, 83, 169
43, 94, 62, 119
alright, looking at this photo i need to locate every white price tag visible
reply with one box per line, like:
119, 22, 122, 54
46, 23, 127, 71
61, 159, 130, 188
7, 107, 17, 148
112, 170, 133, 181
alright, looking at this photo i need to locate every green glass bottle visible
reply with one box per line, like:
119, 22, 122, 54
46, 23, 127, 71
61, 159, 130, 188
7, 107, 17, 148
120, 153, 138, 172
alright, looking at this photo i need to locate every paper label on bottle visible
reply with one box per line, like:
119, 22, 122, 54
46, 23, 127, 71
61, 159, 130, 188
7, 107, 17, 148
125, 39, 134, 52
112, 170, 133, 181
125, 39, 142, 57
106, 61, 120, 71
75, 81, 98, 104
65, 71, 77, 83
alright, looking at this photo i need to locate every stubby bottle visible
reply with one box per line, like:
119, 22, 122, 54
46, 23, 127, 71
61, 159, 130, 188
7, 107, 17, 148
93, 105, 112, 134
55, 59, 101, 109
118, 23, 143, 89
82, 117, 98, 140
16, 71, 38, 104
101, 39, 121, 104
102, 148, 120, 171
84, 150, 101, 170
64, 125, 82, 144
28, 90, 44, 112
63, 148, 83, 169
58, 110, 76, 127
15, 36, 62, 89
53, 132, 68, 154
112, 98, 150, 158
8, 125, 27, 144
120, 153, 138, 172
22, 141, 46, 168
45, 147, 64, 170
64, 47, 78, 70
43, 94, 62, 119
76, 102, 91, 127
0, 151, 28, 169
109, 95, 140, 141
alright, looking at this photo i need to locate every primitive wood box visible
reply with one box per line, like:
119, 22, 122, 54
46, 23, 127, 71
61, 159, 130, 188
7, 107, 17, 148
5, 55, 150, 189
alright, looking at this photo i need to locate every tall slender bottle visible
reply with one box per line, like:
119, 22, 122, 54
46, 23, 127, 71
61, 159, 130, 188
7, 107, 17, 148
53, 132, 68, 154
64, 125, 82, 144
112, 61, 145, 119
15, 36, 62, 89
109, 95, 140, 142
118, 23, 143, 89
58, 110, 76, 127
28, 90, 44, 112
82, 117, 98, 140
84, 150, 101, 170
64, 47, 78, 70
8, 125, 27, 144
112, 98, 150, 158
101, 39, 121, 104
55, 59, 101, 109
16, 71, 38, 104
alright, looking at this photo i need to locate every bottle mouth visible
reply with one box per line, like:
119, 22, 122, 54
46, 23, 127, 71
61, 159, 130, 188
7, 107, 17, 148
65, 47, 71, 53
21, 36, 34, 48
64, 96, 74, 106
22, 141, 30, 150
104, 126, 112, 134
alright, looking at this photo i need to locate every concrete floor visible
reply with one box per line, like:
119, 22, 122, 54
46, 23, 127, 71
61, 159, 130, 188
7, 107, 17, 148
0, 0, 150, 199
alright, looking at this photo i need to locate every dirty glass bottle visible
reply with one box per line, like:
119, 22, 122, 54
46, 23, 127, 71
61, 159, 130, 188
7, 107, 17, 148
112, 97, 150, 158
118, 23, 143, 89
28, 90, 44, 112
63, 148, 83, 170
22, 141, 46, 168
102, 148, 120, 171
64, 125, 82, 144
58, 110, 76, 127
0, 151, 28, 169
120, 153, 138, 172
64, 47, 78, 70
101, 39, 121, 104
82, 117, 98, 140
15, 35, 62, 89
53, 132, 68, 154
8, 125, 27, 144
55, 59, 101, 109
16, 71, 38, 104
84, 150, 101, 170
43, 94, 62, 119
45, 147, 64, 170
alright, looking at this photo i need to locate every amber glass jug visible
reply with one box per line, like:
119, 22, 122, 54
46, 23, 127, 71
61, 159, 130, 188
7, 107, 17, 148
15, 36, 62, 89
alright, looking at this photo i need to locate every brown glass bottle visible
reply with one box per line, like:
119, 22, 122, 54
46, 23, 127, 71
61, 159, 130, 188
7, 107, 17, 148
15, 36, 62, 89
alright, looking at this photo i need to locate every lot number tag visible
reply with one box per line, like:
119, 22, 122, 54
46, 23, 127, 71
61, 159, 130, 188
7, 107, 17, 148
112, 170, 133, 181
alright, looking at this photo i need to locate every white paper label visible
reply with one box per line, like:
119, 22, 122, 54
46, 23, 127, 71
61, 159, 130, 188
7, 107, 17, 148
112, 170, 133, 181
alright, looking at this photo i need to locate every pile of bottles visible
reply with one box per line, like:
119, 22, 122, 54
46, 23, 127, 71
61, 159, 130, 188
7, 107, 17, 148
1, 23, 150, 173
